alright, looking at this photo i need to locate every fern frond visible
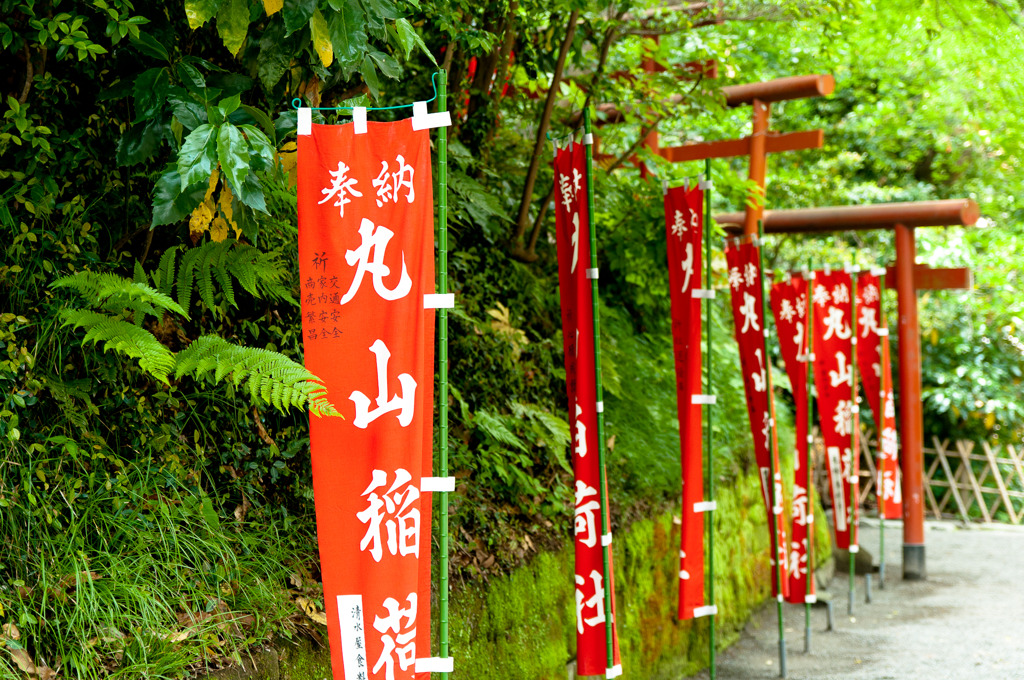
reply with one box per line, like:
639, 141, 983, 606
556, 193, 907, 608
52, 272, 189, 320
155, 246, 180, 297
176, 335, 339, 416
60, 309, 175, 384
177, 246, 201, 312
472, 410, 528, 452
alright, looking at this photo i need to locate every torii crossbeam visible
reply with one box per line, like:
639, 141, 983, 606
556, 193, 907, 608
717, 198, 981, 580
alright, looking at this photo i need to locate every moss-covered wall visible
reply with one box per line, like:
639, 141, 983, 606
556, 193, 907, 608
444, 468, 832, 680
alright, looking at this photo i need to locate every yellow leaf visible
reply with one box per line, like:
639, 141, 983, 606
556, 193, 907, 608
190, 169, 220, 239
311, 9, 333, 67
210, 215, 229, 243
930, 328, 938, 346
276, 141, 298, 187
262, 0, 283, 14
218, 181, 240, 238
985, 412, 996, 430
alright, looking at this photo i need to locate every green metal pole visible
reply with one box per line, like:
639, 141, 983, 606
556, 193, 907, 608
804, 265, 814, 654
877, 270, 887, 589
583, 107, 615, 672
704, 159, 716, 680
848, 269, 858, 616
437, 68, 451, 674
757, 221, 786, 678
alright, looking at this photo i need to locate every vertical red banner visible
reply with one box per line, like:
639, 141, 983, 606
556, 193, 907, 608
810, 269, 859, 550
856, 272, 903, 520
724, 240, 789, 598
297, 120, 435, 680
553, 144, 621, 677
664, 186, 707, 620
769, 274, 816, 604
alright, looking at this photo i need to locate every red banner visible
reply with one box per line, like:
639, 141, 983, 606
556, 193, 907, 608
298, 120, 436, 680
725, 240, 789, 598
664, 185, 706, 620
810, 269, 859, 550
554, 143, 621, 677
856, 272, 903, 520
769, 274, 816, 604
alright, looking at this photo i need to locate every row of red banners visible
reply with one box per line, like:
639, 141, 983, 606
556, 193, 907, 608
293, 112, 903, 680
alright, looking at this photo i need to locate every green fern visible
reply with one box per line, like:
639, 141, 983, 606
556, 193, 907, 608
59, 309, 176, 383
152, 239, 294, 314
176, 335, 338, 417
52, 271, 189, 321
472, 409, 528, 452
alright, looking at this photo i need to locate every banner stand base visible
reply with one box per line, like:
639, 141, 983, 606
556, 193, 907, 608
903, 543, 925, 580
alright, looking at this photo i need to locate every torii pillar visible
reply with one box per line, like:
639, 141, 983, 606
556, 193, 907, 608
717, 199, 981, 580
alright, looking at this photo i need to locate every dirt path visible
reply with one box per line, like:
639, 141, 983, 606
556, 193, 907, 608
688, 519, 1024, 679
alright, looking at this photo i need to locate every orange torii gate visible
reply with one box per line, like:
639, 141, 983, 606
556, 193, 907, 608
717, 199, 981, 580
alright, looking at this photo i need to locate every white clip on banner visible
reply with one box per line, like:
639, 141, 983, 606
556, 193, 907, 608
693, 501, 717, 513
877, 328, 890, 337
777, 594, 784, 603
679, 569, 690, 580
691, 394, 717, 405
297, 108, 312, 136
586, 268, 599, 279
423, 293, 455, 309
851, 336, 858, 346
601, 532, 613, 546
807, 513, 815, 524
849, 545, 860, 554
420, 476, 456, 493
583, 133, 594, 145
606, 664, 623, 679
596, 401, 604, 413
698, 177, 713, 191
415, 657, 454, 673
871, 266, 887, 277
693, 605, 718, 618
805, 594, 818, 604
808, 270, 816, 280
773, 505, 784, 515
411, 101, 452, 131
692, 289, 716, 299
352, 107, 367, 134
807, 435, 814, 444
662, 181, 669, 196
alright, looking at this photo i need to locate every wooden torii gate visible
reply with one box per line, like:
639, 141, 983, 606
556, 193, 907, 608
716, 199, 981, 580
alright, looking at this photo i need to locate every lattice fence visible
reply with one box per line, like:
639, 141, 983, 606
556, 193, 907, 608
810, 432, 1024, 525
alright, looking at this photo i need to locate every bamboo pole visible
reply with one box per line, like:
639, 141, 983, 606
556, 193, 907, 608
848, 269, 858, 616
756, 221, 786, 678
436, 68, 451, 675
877, 270, 887, 588
583, 107, 616, 672
704, 159, 717, 679
804, 265, 814, 653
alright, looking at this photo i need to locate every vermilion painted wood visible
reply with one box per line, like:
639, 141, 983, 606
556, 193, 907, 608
660, 129, 825, 162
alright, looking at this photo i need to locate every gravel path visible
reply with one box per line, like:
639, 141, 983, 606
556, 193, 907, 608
688, 519, 1024, 679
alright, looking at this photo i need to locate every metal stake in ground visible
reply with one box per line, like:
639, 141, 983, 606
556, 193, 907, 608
757, 221, 787, 678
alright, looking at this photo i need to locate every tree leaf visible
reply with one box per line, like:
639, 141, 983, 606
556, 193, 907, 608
218, 93, 242, 118
368, 50, 401, 80
184, 0, 225, 29
177, 124, 218, 190
116, 118, 166, 166
130, 31, 170, 61
152, 165, 207, 226
133, 67, 171, 121
240, 104, 276, 143
393, 17, 436, 65
256, 21, 291, 92
176, 61, 206, 91
217, 123, 250, 194
361, 54, 381, 100
168, 92, 207, 130
235, 170, 268, 213
216, 0, 250, 56
310, 9, 333, 67
282, 0, 316, 36
327, 0, 367, 77
262, 0, 283, 14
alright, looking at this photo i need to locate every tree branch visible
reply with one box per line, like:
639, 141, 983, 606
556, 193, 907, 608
510, 10, 580, 248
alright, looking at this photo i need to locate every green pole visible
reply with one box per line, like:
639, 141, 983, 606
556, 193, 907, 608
583, 107, 615, 673
877, 269, 887, 588
848, 269, 858, 616
756, 221, 786, 678
804, 265, 814, 654
704, 159, 717, 679
437, 68, 451, 674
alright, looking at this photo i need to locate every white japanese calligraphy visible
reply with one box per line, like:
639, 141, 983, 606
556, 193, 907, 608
778, 299, 796, 323
574, 570, 606, 634
752, 348, 767, 393
740, 291, 761, 334
822, 306, 851, 340
680, 243, 694, 292
828, 351, 853, 387
340, 218, 412, 305
349, 339, 417, 429
833, 399, 854, 437
371, 155, 416, 208
728, 266, 743, 291
372, 593, 417, 680
859, 306, 879, 337
813, 284, 830, 307
574, 402, 588, 458
861, 283, 879, 304
832, 283, 850, 304
574, 481, 600, 548
744, 262, 758, 288
357, 468, 421, 562
319, 161, 363, 217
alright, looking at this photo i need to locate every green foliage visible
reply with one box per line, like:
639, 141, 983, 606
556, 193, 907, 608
59, 309, 178, 384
